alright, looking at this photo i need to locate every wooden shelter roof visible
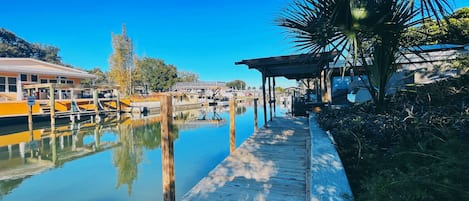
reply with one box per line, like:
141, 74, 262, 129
235, 52, 335, 80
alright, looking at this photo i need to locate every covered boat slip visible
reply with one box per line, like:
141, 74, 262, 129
235, 52, 336, 119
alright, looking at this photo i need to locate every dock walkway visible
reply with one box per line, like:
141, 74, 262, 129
182, 116, 310, 201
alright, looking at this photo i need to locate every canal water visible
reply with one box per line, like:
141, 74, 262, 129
0, 102, 288, 201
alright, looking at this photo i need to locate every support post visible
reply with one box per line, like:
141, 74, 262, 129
326, 69, 332, 104
115, 89, 121, 115
161, 95, 175, 201
49, 85, 56, 126
326, 61, 332, 104
70, 88, 74, 101
261, 73, 268, 127
229, 99, 236, 153
28, 89, 33, 137
253, 98, 258, 132
291, 91, 295, 115
272, 77, 277, 117
70, 88, 75, 123
93, 89, 100, 120
268, 77, 272, 121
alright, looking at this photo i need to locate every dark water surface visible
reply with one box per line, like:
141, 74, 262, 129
0, 102, 286, 201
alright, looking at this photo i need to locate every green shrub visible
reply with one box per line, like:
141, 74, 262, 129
317, 74, 469, 200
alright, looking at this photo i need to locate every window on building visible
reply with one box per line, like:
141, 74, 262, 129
67, 80, 74, 84
0, 77, 5, 92
31, 74, 38, 82
40, 79, 48, 83
50, 80, 57, 83
20, 74, 28, 82
8, 77, 17, 92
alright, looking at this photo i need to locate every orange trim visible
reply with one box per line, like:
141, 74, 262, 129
0, 102, 41, 116
0, 99, 131, 117
0, 130, 42, 147
0, 72, 18, 77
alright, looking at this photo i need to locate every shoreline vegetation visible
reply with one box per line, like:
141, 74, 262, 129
316, 74, 468, 200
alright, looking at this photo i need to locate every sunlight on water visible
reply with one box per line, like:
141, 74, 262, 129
0, 101, 287, 201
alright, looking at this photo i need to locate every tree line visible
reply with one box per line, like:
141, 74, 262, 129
0, 26, 250, 95
403, 7, 469, 45
0, 28, 63, 65
0, 26, 199, 95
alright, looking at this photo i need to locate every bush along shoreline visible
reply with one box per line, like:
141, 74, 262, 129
316, 74, 469, 201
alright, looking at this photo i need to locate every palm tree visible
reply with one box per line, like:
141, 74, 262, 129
279, 0, 452, 112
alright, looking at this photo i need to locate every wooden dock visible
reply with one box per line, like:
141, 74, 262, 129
182, 116, 310, 201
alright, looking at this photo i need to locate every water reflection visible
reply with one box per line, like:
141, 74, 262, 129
113, 116, 179, 195
173, 107, 228, 130
0, 103, 264, 201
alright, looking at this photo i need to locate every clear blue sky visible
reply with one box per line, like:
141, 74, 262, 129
1, 0, 468, 88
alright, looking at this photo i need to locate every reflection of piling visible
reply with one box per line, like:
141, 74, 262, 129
94, 125, 100, 151
161, 95, 175, 201
230, 99, 236, 153
254, 98, 258, 132
50, 126, 57, 164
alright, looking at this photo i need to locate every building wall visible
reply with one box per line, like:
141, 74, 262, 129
1, 71, 84, 101
401, 61, 458, 84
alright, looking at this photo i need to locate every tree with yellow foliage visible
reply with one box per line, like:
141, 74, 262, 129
109, 24, 134, 95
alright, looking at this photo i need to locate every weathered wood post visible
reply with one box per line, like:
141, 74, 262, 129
27, 89, 33, 136
49, 85, 56, 126
161, 94, 175, 201
93, 89, 100, 121
230, 99, 236, 153
268, 77, 273, 121
70, 88, 75, 123
261, 74, 268, 127
115, 89, 121, 116
253, 98, 259, 132
271, 77, 277, 119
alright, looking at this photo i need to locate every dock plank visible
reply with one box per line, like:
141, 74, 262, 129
182, 116, 309, 201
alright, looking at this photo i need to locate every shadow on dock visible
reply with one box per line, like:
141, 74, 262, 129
182, 116, 309, 201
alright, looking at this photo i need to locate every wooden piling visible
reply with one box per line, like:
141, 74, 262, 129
70, 88, 75, 122
230, 99, 236, 153
93, 89, 100, 122
115, 89, 121, 115
27, 89, 33, 136
254, 98, 258, 132
161, 95, 175, 201
49, 86, 56, 126
93, 89, 99, 114
268, 77, 272, 121
261, 74, 268, 127
270, 77, 277, 118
